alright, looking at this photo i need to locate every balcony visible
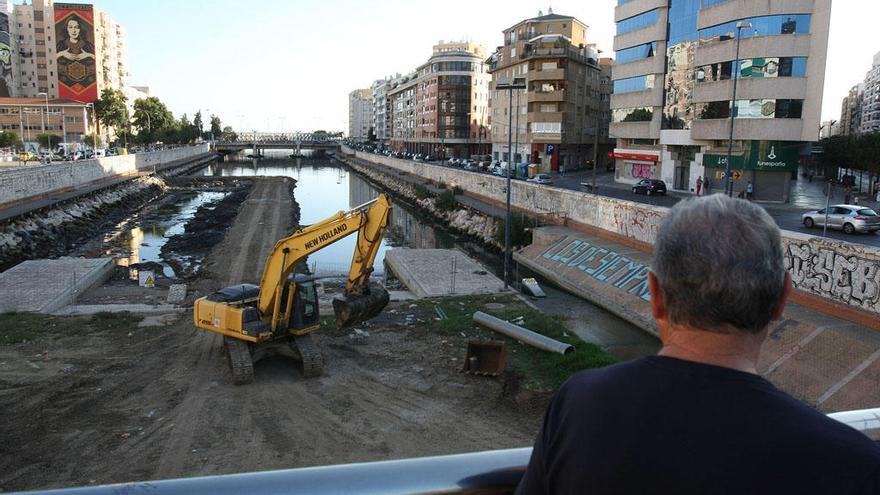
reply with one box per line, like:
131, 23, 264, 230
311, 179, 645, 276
527, 112, 563, 123
529, 69, 565, 82
528, 90, 565, 103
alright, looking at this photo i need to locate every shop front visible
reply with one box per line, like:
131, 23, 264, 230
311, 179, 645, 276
610, 150, 662, 184
702, 141, 800, 202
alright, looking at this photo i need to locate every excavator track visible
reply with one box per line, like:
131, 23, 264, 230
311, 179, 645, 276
224, 337, 254, 385
291, 334, 324, 378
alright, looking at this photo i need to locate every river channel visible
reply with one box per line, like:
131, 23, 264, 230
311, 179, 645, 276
202, 152, 466, 277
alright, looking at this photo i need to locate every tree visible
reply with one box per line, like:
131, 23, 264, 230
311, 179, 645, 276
209, 115, 222, 140
220, 126, 237, 142
193, 111, 204, 137
94, 88, 128, 136
36, 133, 55, 150
0, 130, 19, 149
132, 97, 175, 144
85, 133, 103, 148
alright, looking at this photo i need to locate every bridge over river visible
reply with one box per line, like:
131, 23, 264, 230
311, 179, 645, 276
214, 132, 341, 155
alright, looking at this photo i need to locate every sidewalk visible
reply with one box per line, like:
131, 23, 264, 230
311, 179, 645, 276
515, 225, 880, 413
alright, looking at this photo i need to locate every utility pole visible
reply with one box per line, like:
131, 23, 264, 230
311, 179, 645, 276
725, 22, 752, 197
496, 76, 527, 290
592, 113, 600, 194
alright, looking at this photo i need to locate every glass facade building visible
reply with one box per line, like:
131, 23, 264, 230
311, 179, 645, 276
609, 0, 831, 202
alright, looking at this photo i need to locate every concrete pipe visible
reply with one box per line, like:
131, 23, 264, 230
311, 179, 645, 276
472, 311, 574, 355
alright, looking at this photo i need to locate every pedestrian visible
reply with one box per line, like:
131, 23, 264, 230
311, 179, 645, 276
515, 195, 880, 495
853, 195, 859, 206
844, 186, 852, 205
746, 181, 753, 200
695, 176, 703, 196
875, 181, 880, 202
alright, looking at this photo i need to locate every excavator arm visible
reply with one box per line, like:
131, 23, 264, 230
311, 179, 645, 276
256, 193, 391, 332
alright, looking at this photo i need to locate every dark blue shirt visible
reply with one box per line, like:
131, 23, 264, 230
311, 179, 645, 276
517, 356, 880, 494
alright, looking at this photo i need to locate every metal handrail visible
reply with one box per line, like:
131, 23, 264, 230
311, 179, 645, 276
11, 403, 878, 495
17, 448, 532, 495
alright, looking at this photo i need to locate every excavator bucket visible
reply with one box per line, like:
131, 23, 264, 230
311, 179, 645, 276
332, 285, 390, 329
462, 340, 507, 376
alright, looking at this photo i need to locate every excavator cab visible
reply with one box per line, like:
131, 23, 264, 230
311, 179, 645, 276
289, 275, 320, 333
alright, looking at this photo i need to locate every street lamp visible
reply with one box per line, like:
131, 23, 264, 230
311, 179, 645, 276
495, 75, 527, 290
38, 92, 51, 163
725, 21, 752, 197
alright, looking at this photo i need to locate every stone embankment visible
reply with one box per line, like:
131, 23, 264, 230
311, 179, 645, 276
0, 176, 166, 272
342, 157, 499, 247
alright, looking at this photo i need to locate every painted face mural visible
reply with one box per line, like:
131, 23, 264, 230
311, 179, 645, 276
0, 13, 12, 97
55, 4, 97, 102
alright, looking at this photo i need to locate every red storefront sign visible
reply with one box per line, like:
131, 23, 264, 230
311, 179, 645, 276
607, 152, 659, 162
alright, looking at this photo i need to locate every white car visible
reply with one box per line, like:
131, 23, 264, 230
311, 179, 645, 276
528, 173, 553, 185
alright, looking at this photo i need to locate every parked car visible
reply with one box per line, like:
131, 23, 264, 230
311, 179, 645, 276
463, 160, 479, 171
528, 173, 553, 185
632, 179, 667, 196
493, 162, 509, 176
802, 205, 880, 234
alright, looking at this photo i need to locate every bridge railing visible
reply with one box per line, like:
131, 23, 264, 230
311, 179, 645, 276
15, 408, 880, 495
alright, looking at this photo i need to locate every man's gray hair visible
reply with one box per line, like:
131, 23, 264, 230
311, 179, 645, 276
651, 194, 785, 334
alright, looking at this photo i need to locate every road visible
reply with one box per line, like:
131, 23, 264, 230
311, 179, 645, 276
412, 156, 880, 248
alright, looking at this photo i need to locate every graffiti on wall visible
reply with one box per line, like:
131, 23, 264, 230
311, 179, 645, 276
0, 13, 12, 97
784, 241, 880, 314
542, 236, 651, 301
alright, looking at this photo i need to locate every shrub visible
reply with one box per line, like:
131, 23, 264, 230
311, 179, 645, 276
494, 211, 533, 248
452, 185, 463, 195
413, 183, 433, 200
437, 181, 447, 190
435, 190, 458, 211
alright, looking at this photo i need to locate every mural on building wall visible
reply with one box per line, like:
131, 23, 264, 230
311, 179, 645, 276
784, 241, 880, 315
0, 13, 12, 97
55, 3, 97, 102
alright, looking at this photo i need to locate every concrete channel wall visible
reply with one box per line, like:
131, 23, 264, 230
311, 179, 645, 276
345, 148, 880, 319
0, 144, 210, 205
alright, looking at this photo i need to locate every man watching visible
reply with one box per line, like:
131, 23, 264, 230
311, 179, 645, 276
516, 194, 880, 494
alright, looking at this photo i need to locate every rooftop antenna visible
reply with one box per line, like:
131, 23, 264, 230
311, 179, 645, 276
538, 9, 543, 16
549, 6, 553, 14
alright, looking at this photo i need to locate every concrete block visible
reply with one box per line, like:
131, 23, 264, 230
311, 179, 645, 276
167, 284, 187, 304
385, 248, 504, 298
0, 257, 114, 314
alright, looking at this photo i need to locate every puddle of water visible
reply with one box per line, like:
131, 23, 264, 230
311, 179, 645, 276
203, 153, 460, 277
108, 191, 227, 277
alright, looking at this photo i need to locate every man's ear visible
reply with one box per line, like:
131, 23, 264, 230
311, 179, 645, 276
771, 272, 792, 321
648, 272, 666, 321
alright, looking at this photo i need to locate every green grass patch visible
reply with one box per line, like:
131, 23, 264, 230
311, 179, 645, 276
0, 311, 145, 345
415, 294, 616, 391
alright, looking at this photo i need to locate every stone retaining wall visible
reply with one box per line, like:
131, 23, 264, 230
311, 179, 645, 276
345, 147, 880, 319
0, 144, 210, 205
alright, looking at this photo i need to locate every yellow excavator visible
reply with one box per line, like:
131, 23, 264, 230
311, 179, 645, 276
193, 194, 392, 384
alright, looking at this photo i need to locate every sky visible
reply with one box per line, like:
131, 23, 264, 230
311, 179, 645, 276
85, 0, 878, 133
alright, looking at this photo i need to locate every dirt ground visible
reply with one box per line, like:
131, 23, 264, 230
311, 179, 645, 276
0, 177, 543, 492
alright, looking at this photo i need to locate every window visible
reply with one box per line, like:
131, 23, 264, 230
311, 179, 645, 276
616, 42, 657, 64
616, 10, 659, 35
530, 122, 561, 133
613, 74, 655, 94
696, 57, 807, 82
699, 14, 811, 43
697, 99, 803, 119
612, 107, 653, 123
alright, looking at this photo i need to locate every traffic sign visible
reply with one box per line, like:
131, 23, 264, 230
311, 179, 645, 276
732, 170, 743, 180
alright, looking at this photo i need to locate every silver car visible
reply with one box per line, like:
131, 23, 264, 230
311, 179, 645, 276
802, 205, 880, 234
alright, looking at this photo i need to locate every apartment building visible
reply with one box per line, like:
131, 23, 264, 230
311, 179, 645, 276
860, 51, 880, 135
371, 78, 388, 147
348, 88, 372, 142
487, 11, 612, 174
386, 41, 491, 158
11, 1, 127, 102
0, 96, 91, 149
611, 0, 831, 202
839, 84, 862, 137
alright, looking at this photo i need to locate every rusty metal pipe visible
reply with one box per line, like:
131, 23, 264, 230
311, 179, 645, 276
473, 311, 574, 355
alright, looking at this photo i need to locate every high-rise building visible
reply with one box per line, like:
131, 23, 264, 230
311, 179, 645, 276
11, 0, 127, 102
386, 41, 491, 158
488, 11, 612, 173
611, 1, 831, 201
371, 78, 388, 146
839, 84, 862, 137
860, 51, 880, 135
348, 88, 372, 142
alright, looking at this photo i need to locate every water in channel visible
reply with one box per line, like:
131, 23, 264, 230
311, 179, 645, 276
201, 151, 464, 277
